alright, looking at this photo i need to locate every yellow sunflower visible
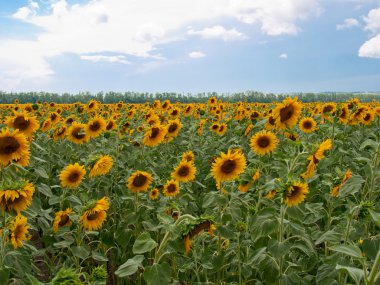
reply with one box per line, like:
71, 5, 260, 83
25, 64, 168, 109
171, 161, 196, 182
9, 215, 31, 249
211, 149, 247, 182
250, 130, 279, 156
0, 128, 30, 167
89, 155, 113, 178
166, 119, 182, 138
299, 117, 317, 133
182, 151, 195, 163
86, 116, 106, 138
273, 97, 302, 130
149, 188, 160, 200
127, 171, 153, 193
5, 112, 40, 138
142, 125, 167, 147
163, 179, 180, 197
59, 163, 86, 189
285, 182, 309, 207
314, 139, 333, 161
79, 197, 110, 231
217, 123, 227, 136
0, 182, 35, 213
321, 103, 336, 120
67, 122, 89, 144
52, 208, 73, 233
331, 170, 353, 197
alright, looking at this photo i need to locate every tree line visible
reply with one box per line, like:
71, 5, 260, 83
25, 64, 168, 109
0, 91, 379, 104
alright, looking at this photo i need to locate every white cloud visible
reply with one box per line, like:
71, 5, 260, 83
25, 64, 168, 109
336, 18, 360, 30
189, 51, 206, 58
188, 25, 247, 41
359, 34, 380, 58
358, 7, 380, 59
80, 55, 130, 64
0, 0, 320, 89
279, 53, 288, 59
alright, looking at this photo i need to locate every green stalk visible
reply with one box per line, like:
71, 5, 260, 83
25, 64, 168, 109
238, 233, 242, 285
367, 248, 380, 285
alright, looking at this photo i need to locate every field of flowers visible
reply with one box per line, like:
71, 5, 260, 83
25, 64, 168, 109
0, 97, 380, 285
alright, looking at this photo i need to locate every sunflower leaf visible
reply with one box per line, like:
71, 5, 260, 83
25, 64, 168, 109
132, 232, 157, 254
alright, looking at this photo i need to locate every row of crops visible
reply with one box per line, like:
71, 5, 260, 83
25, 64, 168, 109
0, 97, 379, 284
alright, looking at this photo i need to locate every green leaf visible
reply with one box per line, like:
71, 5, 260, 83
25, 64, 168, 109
0, 268, 10, 285
132, 232, 157, 254
143, 262, 171, 285
92, 251, 108, 262
37, 184, 53, 197
330, 244, 363, 259
369, 210, 380, 227
115, 255, 144, 278
35, 167, 49, 179
338, 175, 364, 197
71, 245, 90, 260
335, 264, 364, 285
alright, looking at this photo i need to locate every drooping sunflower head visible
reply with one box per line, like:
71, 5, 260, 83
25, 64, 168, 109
89, 155, 113, 178
0, 182, 35, 213
67, 122, 89, 144
52, 208, 73, 233
79, 197, 109, 231
211, 149, 247, 182
9, 214, 31, 249
285, 182, 308, 207
163, 179, 180, 197
250, 130, 279, 156
127, 171, 153, 193
171, 161, 197, 183
273, 97, 302, 130
0, 128, 30, 167
299, 117, 317, 133
314, 139, 333, 161
59, 163, 86, 189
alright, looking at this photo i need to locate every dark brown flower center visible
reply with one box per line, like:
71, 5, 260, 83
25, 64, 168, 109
68, 171, 80, 182
323, 105, 333, 113
0, 137, 20, 154
106, 122, 114, 130
257, 136, 270, 148
178, 166, 190, 177
212, 124, 218, 130
167, 184, 177, 193
287, 185, 301, 198
58, 215, 70, 227
14, 225, 23, 239
133, 174, 147, 187
14, 116, 30, 131
150, 127, 160, 139
72, 127, 86, 139
168, 124, 178, 133
221, 159, 236, 174
89, 121, 101, 131
87, 211, 100, 221
303, 121, 313, 129
280, 105, 294, 122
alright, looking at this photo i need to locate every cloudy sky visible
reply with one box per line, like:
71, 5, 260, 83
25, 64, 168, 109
0, 0, 379, 93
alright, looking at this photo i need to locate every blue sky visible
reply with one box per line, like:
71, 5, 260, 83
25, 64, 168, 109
0, 0, 379, 94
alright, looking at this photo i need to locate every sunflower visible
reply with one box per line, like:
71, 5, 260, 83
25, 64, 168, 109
166, 119, 182, 138
59, 163, 86, 189
217, 123, 227, 136
172, 161, 196, 182
89, 155, 113, 178
321, 103, 336, 120
331, 170, 352, 197
52, 208, 73, 233
163, 179, 180, 197
106, 119, 117, 131
273, 97, 302, 130
314, 139, 333, 161
285, 182, 308, 207
238, 181, 252, 193
182, 151, 195, 163
299, 117, 317, 133
6, 112, 39, 137
250, 130, 279, 156
9, 215, 31, 249
338, 104, 349, 124
0, 128, 30, 167
149, 188, 160, 200
127, 171, 153, 193
361, 111, 375, 126
211, 149, 247, 182
142, 125, 167, 147
41, 119, 52, 132
67, 122, 89, 144
0, 182, 35, 213
79, 197, 110, 231
86, 116, 106, 138
53, 126, 67, 141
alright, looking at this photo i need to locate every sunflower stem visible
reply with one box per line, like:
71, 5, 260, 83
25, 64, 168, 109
278, 199, 286, 285
368, 247, 380, 285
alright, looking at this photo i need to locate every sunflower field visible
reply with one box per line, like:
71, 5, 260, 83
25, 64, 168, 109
0, 97, 380, 285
